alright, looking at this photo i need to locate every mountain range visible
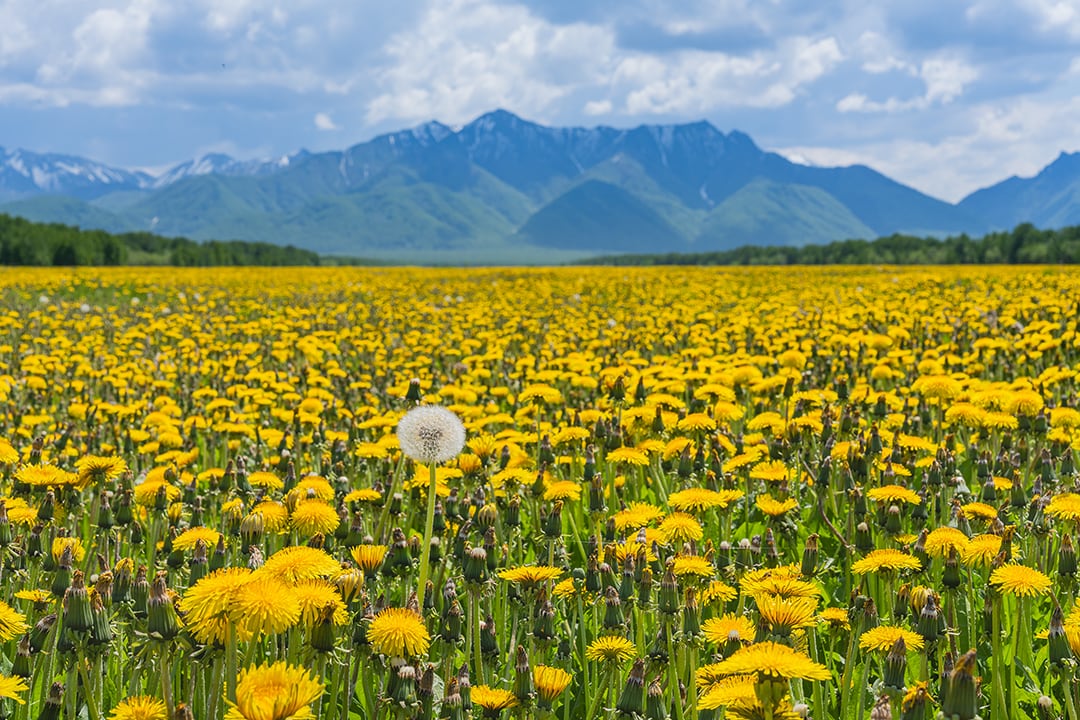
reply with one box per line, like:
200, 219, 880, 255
2, 109, 1079, 261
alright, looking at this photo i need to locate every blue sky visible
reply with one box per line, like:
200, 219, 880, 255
1, 0, 1078, 201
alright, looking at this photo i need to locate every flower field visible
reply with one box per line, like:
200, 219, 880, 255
1, 264, 1079, 720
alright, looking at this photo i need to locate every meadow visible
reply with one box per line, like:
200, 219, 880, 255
0, 264, 1077, 720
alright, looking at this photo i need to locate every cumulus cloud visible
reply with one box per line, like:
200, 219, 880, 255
836, 55, 978, 113
313, 112, 338, 130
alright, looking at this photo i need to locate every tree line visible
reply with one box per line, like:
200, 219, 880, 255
582, 223, 1080, 266
0, 214, 320, 266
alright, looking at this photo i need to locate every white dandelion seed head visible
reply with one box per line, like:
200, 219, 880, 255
396, 405, 466, 464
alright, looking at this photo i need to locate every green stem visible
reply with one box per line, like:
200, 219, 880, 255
416, 463, 438, 609
667, 624, 684, 720
226, 623, 238, 703
991, 597, 1007, 720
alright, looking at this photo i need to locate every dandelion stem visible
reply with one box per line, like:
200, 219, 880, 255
416, 462, 438, 610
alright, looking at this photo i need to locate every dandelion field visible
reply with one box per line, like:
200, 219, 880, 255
2, 265, 1080, 720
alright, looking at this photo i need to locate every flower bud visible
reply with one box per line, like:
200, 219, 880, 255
616, 658, 646, 716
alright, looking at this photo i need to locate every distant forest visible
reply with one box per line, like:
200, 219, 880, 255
0, 213, 320, 266
583, 223, 1080, 265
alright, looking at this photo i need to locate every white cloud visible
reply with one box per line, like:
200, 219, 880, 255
584, 99, 612, 115
313, 111, 338, 130
837, 55, 977, 113
365, 0, 614, 125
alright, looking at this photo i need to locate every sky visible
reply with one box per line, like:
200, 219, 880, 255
1, 0, 1079, 201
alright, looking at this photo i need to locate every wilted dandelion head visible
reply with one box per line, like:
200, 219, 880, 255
396, 405, 466, 464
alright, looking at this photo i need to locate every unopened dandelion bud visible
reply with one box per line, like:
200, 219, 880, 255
648, 626, 669, 664
942, 550, 961, 590
390, 662, 418, 705
658, 566, 680, 615
941, 649, 979, 720
482, 528, 498, 571
480, 614, 498, 656
513, 646, 534, 704
463, 546, 488, 584
50, 547, 73, 599
28, 613, 56, 655
240, 512, 264, 548
173, 704, 194, 720
534, 600, 556, 641
683, 589, 700, 639
884, 637, 907, 693
62, 571, 93, 633
442, 682, 464, 720
645, 677, 668, 720
603, 586, 625, 630
855, 521, 874, 553
616, 658, 646, 716
188, 539, 208, 586
737, 538, 753, 569
1061, 533, 1077, 577
37, 491, 55, 523
441, 600, 463, 643
311, 605, 337, 653
1049, 605, 1072, 668
210, 536, 226, 571
505, 496, 521, 528
89, 590, 112, 646
894, 584, 911, 621
111, 559, 132, 605
457, 664, 472, 711
12, 635, 30, 679
38, 682, 64, 720
543, 502, 562, 538
801, 534, 819, 578
147, 572, 180, 640
130, 521, 144, 547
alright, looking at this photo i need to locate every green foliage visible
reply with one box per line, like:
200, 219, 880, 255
0, 214, 320, 266
581, 223, 1080, 265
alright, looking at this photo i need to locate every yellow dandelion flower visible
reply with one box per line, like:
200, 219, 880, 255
289, 501, 340, 537
677, 413, 717, 433
107, 696, 166, 720
252, 501, 290, 533
349, 545, 388, 574
699, 580, 738, 606
172, 527, 222, 552
343, 488, 382, 503
707, 641, 830, 680
612, 502, 664, 531
543, 480, 582, 502
749, 460, 790, 482
76, 455, 128, 487
818, 607, 851, 631
865, 485, 921, 505
1046, 494, 1080, 521
178, 567, 254, 645
961, 534, 1002, 568
859, 625, 924, 653
224, 661, 324, 720
757, 595, 819, 633
291, 580, 348, 628
497, 565, 564, 586
259, 546, 341, 584
672, 556, 714, 578
658, 512, 704, 544
247, 471, 284, 491
0, 601, 28, 641
851, 549, 922, 575
959, 502, 998, 523
0, 440, 18, 465
367, 608, 431, 657
605, 447, 650, 466
533, 666, 572, 702
668, 488, 743, 512
756, 495, 799, 517
0, 675, 27, 706
233, 576, 301, 636
923, 527, 969, 558
701, 614, 755, 645
471, 685, 519, 712
585, 636, 636, 663
989, 564, 1052, 597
